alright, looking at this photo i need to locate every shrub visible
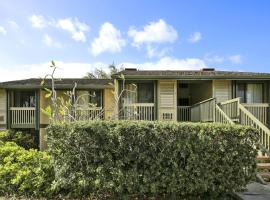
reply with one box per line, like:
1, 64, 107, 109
0, 141, 54, 197
0, 130, 38, 149
47, 121, 258, 198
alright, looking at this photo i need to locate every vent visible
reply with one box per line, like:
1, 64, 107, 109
201, 68, 215, 71
124, 68, 137, 71
0, 116, 4, 122
162, 113, 173, 120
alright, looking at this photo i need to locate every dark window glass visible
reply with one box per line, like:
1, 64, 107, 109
89, 90, 103, 107
236, 83, 246, 103
179, 83, 189, 89
178, 98, 190, 106
13, 91, 36, 107
137, 83, 154, 103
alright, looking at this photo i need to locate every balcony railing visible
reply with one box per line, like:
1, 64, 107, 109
75, 107, 104, 121
10, 107, 36, 126
242, 103, 269, 126
177, 106, 191, 121
122, 103, 155, 121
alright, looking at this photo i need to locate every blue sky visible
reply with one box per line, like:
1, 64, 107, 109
0, 0, 270, 80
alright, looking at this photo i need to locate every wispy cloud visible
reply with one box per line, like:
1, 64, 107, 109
8, 20, 19, 30
43, 34, 63, 48
29, 15, 90, 42
29, 15, 48, 29
228, 54, 242, 64
0, 26, 7, 35
121, 56, 208, 70
91, 22, 126, 56
205, 53, 243, 64
188, 32, 202, 43
57, 18, 89, 42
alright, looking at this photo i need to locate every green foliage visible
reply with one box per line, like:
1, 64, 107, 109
0, 130, 38, 149
0, 141, 54, 197
47, 121, 258, 198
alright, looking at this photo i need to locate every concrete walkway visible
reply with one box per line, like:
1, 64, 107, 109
236, 182, 270, 200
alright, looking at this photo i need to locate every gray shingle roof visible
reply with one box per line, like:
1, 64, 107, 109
0, 78, 113, 89
112, 70, 270, 80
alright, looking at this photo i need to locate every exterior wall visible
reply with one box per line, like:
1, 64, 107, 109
157, 80, 177, 121
39, 128, 48, 150
212, 80, 232, 103
0, 89, 7, 129
39, 89, 51, 125
104, 88, 115, 119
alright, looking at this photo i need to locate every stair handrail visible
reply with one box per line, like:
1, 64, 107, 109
219, 98, 241, 119
215, 104, 235, 125
238, 103, 270, 152
191, 97, 216, 122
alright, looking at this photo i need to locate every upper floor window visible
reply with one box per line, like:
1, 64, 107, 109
13, 91, 36, 107
236, 83, 263, 103
89, 90, 103, 107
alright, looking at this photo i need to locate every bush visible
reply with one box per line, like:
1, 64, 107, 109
47, 121, 258, 198
0, 130, 38, 149
0, 141, 54, 197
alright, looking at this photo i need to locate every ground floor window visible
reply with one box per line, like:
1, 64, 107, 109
13, 91, 36, 107
89, 90, 103, 107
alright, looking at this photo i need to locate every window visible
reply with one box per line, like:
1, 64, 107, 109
236, 83, 263, 103
137, 83, 154, 103
89, 90, 103, 107
178, 98, 190, 106
13, 91, 36, 107
179, 83, 189, 89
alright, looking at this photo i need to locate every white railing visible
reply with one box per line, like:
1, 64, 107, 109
191, 98, 216, 122
177, 106, 191, 121
10, 107, 36, 125
238, 104, 270, 152
215, 104, 234, 124
75, 107, 104, 121
243, 103, 269, 126
220, 98, 240, 120
122, 103, 155, 121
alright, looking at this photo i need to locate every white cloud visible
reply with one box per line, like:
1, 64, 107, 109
91, 22, 126, 56
0, 61, 108, 81
188, 32, 202, 43
57, 18, 89, 42
43, 34, 62, 48
121, 56, 208, 70
205, 53, 243, 64
128, 19, 177, 57
128, 19, 178, 47
228, 54, 242, 64
0, 26, 7, 35
0, 57, 208, 81
29, 15, 90, 42
29, 15, 47, 28
8, 20, 19, 30
146, 45, 172, 58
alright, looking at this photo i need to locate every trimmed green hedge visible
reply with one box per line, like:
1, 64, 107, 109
0, 130, 38, 149
0, 141, 54, 197
47, 121, 258, 198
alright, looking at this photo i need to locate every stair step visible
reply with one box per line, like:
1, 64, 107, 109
258, 172, 270, 178
257, 156, 270, 161
257, 163, 270, 169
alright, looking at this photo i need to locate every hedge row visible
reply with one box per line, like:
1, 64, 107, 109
47, 121, 258, 198
0, 141, 54, 197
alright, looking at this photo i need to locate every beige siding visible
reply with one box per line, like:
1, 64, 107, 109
104, 88, 115, 119
0, 89, 7, 125
39, 89, 51, 125
213, 80, 232, 103
158, 80, 177, 121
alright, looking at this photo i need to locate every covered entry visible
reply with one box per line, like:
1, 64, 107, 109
177, 80, 213, 121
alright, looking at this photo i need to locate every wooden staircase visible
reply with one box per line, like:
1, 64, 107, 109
257, 156, 270, 182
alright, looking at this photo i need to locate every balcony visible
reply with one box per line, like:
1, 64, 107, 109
10, 107, 36, 128
122, 103, 155, 121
